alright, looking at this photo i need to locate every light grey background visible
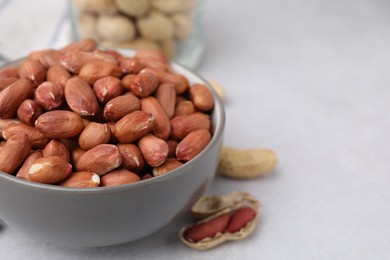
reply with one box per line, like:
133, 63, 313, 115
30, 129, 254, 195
1, 0, 390, 259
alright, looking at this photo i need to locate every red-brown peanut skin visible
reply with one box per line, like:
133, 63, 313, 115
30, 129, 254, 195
138, 134, 169, 167
101, 169, 140, 187
170, 113, 211, 140
28, 156, 72, 184
0, 79, 33, 119
0, 77, 18, 91
42, 139, 71, 162
28, 49, 63, 68
58, 171, 100, 188
0, 118, 22, 132
0, 66, 19, 79
106, 122, 119, 143
60, 51, 116, 74
174, 100, 195, 116
142, 68, 189, 94
35, 81, 64, 110
93, 76, 123, 103
121, 74, 136, 91
18, 59, 46, 85
103, 93, 140, 122
119, 57, 145, 74
141, 173, 153, 180
141, 97, 171, 140
135, 50, 169, 65
71, 147, 86, 167
0, 132, 32, 174
139, 59, 171, 73
35, 110, 85, 139
78, 122, 111, 150
166, 139, 178, 158
184, 213, 230, 242
3, 122, 49, 149
65, 77, 100, 117
46, 65, 71, 88
114, 111, 154, 143
176, 129, 211, 162
155, 83, 176, 119
78, 61, 122, 85
130, 72, 159, 97
96, 49, 123, 63
17, 99, 43, 125
117, 143, 145, 173
60, 38, 97, 53
189, 84, 214, 112
16, 150, 43, 179
76, 144, 122, 176
152, 158, 183, 177
225, 207, 257, 233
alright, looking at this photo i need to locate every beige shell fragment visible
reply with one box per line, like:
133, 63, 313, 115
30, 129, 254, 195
180, 191, 261, 250
218, 147, 277, 179
190, 191, 249, 219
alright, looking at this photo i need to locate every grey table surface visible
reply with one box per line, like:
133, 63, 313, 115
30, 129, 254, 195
1, 0, 390, 259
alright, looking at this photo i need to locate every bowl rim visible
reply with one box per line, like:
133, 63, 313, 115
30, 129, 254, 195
0, 57, 225, 194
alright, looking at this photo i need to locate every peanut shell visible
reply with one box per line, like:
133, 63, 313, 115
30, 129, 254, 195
218, 147, 277, 179
180, 192, 261, 250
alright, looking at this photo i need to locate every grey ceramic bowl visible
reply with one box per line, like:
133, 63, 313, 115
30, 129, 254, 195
0, 61, 225, 247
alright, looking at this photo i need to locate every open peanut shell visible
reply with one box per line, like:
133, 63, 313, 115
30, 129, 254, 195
190, 191, 251, 219
180, 191, 261, 250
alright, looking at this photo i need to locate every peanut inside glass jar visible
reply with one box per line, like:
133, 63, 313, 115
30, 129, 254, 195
69, 0, 204, 69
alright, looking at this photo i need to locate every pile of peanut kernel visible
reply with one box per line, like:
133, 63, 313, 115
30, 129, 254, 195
0, 38, 214, 187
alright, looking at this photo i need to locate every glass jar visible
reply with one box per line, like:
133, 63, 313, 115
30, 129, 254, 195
69, 0, 204, 69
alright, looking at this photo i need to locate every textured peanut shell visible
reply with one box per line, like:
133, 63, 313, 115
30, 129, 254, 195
190, 191, 250, 219
115, 0, 150, 17
171, 13, 193, 42
137, 12, 174, 41
180, 192, 260, 250
218, 147, 277, 179
77, 13, 99, 40
96, 15, 136, 43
